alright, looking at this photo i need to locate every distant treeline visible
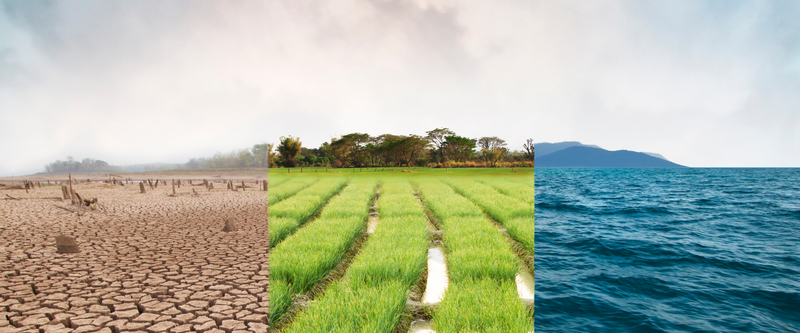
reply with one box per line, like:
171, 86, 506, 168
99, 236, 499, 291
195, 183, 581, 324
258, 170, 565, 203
43, 157, 184, 174
42, 129, 535, 173
185, 144, 270, 169
270, 128, 534, 168
44, 157, 120, 173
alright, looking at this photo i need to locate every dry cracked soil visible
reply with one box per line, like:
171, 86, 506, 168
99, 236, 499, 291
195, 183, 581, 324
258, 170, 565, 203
0, 181, 269, 333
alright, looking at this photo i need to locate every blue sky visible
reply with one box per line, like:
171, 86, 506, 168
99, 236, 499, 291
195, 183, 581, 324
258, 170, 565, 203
1, 0, 799, 175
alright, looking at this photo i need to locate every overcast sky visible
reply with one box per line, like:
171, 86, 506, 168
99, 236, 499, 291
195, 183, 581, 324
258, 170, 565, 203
1, 0, 799, 175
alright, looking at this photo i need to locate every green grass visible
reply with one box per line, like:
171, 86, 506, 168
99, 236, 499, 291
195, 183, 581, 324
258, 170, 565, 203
283, 281, 408, 333
268, 171, 534, 331
269, 180, 377, 324
442, 217, 519, 283
281, 180, 429, 333
478, 177, 536, 205
269, 177, 319, 204
433, 279, 531, 333
446, 179, 535, 258
268, 178, 347, 246
416, 180, 532, 332
269, 177, 291, 188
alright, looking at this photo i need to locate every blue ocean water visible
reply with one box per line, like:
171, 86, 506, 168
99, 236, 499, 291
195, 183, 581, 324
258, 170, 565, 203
534, 168, 800, 332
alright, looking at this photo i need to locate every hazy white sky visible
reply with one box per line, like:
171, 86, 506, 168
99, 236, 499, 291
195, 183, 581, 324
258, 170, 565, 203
1, 0, 799, 175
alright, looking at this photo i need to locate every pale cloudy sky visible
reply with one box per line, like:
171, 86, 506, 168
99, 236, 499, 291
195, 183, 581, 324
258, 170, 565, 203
1, 0, 799, 175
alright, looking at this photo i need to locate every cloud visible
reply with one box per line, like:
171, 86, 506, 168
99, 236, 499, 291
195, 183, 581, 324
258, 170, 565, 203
1, 0, 799, 175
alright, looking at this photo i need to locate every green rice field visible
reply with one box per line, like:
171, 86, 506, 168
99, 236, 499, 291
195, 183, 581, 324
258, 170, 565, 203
267, 167, 534, 332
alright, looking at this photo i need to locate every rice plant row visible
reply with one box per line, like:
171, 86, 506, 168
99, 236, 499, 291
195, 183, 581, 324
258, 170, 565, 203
269, 179, 378, 325
269, 178, 348, 247
416, 180, 532, 332
282, 180, 429, 333
446, 179, 535, 258
268, 177, 319, 205
268, 175, 291, 188
477, 178, 536, 205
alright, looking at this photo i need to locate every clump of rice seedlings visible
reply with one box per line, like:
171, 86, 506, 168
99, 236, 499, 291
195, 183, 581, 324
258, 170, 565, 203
268, 178, 348, 247
283, 281, 408, 333
445, 179, 534, 256
416, 180, 532, 331
345, 215, 428, 288
416, 180, 484, 218
433, 279, 531, 333
269, 280, 294, 325
269, 180, 377, 324
477, 178, 536, 205
268, 177, 319, 204
267, 175, 291, 188
282, 180, 429, 332
442, 217, 518, 283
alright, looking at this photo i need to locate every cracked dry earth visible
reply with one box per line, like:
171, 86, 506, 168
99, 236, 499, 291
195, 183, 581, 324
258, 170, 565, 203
0, 184, 269, 333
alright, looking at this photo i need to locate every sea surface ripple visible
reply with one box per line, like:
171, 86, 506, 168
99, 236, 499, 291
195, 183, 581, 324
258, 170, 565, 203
535, 168, 800, 332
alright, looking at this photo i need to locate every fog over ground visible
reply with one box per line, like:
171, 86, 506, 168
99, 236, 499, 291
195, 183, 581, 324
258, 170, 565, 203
1, 0, 799, 175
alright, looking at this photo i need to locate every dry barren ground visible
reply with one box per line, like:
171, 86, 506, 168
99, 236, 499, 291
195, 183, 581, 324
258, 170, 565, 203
0, 180, 269, 333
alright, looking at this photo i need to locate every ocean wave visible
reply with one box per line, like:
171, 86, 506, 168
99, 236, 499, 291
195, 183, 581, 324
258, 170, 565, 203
536, 168, 800, 332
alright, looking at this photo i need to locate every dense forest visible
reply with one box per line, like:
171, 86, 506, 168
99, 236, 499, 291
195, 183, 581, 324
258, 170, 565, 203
42, 128, 534, 173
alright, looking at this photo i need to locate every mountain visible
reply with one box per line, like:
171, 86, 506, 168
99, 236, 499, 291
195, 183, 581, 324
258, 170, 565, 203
535, 146, 686, 168
535, 141, 601, 158
642, 152, 667, 160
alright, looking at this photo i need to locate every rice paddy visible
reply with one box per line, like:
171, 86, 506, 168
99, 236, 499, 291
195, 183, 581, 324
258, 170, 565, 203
267, 168, 534, 332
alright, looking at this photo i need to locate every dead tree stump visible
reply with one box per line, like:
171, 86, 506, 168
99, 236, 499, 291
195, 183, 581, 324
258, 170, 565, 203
140, 182, 146, 194
222, 218, 238, 232
61, 186, 69, 200
262, 180, 267, 192
242, 181, 246, 191
56, 235, 80, 253
68, 174, 76, 205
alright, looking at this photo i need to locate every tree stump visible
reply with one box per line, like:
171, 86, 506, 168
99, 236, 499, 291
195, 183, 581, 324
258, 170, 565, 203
241, 181, 246, 191
56, 235, 80, 254
140, 182, 146, 194
262, 180, 267, 192
222, 218, 238, 232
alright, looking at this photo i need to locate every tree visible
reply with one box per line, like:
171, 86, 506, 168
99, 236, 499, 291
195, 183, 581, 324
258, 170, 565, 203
277, 136, 302, 167
251, 143, 271, 167
383, 135, 430, 166
522, 138, 534, 162
443, 135, 476, 162
268, 143, 277, 167
330, 133, 371, 167
426, 128, 455, 163
478, 136, 508, 167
